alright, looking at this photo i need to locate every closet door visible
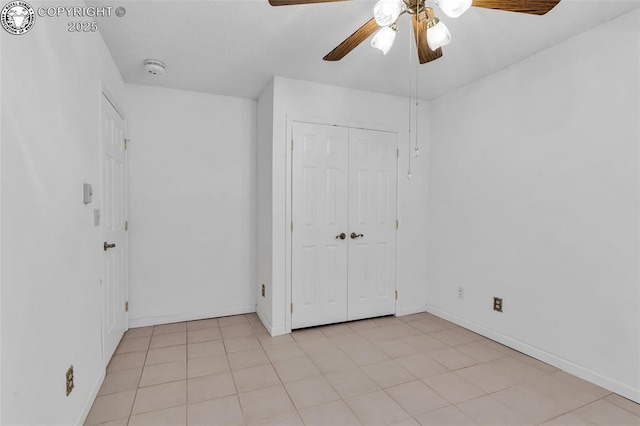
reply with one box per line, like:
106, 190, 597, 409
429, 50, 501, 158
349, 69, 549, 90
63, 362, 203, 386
347, 129, 397, 320
292, 122, 350, 329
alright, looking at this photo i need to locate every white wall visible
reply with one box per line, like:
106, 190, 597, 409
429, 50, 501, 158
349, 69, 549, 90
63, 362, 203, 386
257, 76, 430, 335
427, 10, 640, 402
125, 84, 257, 327
1, 2, 125, 423
257, 79, 274, 327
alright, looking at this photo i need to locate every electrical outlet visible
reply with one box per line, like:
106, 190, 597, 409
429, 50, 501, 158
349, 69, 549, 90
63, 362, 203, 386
261, 284, 265, 297
493, 297, 503, 312
457, 287, 464, 299
66, 365, 74, 396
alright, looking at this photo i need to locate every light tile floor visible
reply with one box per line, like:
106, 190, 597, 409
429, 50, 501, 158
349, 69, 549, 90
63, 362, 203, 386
85, 312, 640, 426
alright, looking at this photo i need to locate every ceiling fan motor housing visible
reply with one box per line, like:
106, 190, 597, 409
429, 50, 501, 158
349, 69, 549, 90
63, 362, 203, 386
405, 0, 425, 14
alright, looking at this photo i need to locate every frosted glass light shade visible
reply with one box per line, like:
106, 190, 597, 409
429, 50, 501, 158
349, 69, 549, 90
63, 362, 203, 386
427, 21, 451, 50
371, 26, 397, 55
374, 0, 405, 26
435, 0, 472, 18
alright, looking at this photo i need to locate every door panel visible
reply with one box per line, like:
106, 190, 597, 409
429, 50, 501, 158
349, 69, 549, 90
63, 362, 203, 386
347, 129, 397, 321
101, 94, 128, 364
292, 122, 349, 329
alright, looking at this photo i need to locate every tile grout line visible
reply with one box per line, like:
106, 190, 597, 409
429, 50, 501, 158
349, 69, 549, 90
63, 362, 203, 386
185, 328, 190, 426
605, 395, 640, 418
255, 324, 299, 423
218, 324, 247, 425
301, 321, 417, 424
127, 325, 153, 424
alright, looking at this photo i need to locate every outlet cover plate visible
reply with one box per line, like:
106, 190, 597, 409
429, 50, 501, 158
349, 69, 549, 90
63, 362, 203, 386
493, 297, 503, 312
66, 365, 74, 396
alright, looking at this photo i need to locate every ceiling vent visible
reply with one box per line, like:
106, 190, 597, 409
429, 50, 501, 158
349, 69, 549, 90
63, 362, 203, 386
143, 59, 166, 76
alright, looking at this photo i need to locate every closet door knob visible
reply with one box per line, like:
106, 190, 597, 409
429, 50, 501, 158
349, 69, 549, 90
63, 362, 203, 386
336, 233, 346, 240
350, 233, 364, 239
104, 242, 116, 251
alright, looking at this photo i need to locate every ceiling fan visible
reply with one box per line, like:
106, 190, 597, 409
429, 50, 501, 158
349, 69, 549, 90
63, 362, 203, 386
268, 0, 561, 64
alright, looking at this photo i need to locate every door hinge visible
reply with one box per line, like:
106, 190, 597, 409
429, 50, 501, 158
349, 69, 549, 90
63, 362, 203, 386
125, 301, 129, 312
124, 220, 128, 231
291, 222, 293, 232
124, 139, 129, 150
395, 290, 398, 300
396, 220, 399, 230
291, 138, 294, 151
397, 148, 399, 158
290, 303, 293, 314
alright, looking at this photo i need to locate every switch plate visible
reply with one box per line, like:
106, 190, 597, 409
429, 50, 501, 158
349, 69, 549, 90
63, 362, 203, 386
458, 287, 464, 299
83, 183, 93, 204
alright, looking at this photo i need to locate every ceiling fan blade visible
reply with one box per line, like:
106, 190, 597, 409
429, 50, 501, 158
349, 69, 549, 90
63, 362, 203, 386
269, 0, 350, 6
472, 0, 561, 15
323, 18, 379, 61
413, 11, 443, 64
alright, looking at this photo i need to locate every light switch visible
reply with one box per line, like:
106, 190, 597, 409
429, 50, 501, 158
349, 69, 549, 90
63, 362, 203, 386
83, 183, 93, 204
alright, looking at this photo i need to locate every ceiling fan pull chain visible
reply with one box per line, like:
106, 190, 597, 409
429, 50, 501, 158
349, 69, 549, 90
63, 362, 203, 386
407, 22, 414, 181
414, 49, 420, 159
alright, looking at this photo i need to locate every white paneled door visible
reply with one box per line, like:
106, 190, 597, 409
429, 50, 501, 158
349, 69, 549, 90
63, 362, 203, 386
347, 128, 397, 321
292, 123, 350, 329
292, 122, 397, 329
101, 94, 128, 364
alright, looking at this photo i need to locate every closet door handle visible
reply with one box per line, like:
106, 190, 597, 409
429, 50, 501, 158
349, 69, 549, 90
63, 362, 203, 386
336, 233, 346, 240
350, 233, 364, 239
104, 242, 116, 251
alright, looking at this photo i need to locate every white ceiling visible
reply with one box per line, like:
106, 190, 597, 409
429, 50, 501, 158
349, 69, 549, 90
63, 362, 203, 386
92, 0, 640, 100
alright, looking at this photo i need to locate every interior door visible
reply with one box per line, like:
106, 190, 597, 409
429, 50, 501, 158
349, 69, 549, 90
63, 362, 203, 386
101, 94, 128, 364
347, 128, 397, 321
292, 122, 349, 329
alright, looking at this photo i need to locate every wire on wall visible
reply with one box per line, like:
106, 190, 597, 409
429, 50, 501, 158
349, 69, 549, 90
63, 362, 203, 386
414, 52, 420, 159
407, 18, 414, 180
407, 13, 423, 181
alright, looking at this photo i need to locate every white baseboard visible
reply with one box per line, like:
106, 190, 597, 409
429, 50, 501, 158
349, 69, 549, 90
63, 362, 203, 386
270, 326, 287, 336
256, 304, 287, 336
396, 305, 427, 317
75, 368, 106, 425
129, 305, 256, 328
427, 305, 640, 404
255, 304, 272, 333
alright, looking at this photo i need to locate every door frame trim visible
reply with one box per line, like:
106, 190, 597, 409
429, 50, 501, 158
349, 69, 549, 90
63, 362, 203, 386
285, 115, 399, 333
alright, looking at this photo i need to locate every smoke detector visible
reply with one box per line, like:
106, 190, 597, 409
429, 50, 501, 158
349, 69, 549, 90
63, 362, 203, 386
143, 59, 166, 76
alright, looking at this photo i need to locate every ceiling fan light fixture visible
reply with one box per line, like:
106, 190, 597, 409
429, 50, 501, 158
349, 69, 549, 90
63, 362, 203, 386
435, 0, 472, 18
373, 0, 405, 26
426, 18, 451, 50
371, 24, 398, 55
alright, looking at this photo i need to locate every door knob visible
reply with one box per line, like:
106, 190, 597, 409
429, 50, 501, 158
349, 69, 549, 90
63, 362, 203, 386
350, 233, 364, 239
336, 233, 346, 240
104, 242, 116, 251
